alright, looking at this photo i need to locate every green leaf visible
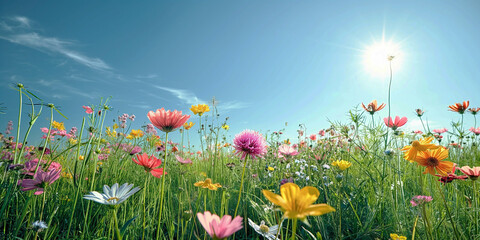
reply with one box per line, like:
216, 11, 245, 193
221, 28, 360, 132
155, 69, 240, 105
120, 216, 137, 236
54, 107, 69, 119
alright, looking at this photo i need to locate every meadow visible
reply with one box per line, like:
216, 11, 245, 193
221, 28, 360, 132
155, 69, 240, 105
1, 83, 480, 240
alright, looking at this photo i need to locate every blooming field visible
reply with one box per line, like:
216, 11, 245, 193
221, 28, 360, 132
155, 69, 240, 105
2, 84, 480, 240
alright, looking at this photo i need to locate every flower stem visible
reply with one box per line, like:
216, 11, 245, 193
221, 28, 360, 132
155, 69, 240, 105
436, 181, 461, 240
474, 180, 478, 237
291, 218, 298, 240
156, 131, 169, 240
234, 155, 248, 216
13, 85, 22, 165
142, 175, 149, 240
113, 208, 122, 240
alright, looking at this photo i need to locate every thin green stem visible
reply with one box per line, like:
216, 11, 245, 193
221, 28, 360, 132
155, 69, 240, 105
436, 181, 461, 240
291, 218, 298, 240
14, 86, 22, 164
156, 131, 169, 240
234, 155, 248, 217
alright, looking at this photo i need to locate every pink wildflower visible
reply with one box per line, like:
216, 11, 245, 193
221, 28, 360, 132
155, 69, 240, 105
197, 211, 243, 239
410, 195, 433, 207
383, 116, 407, 130
175, 155, 193, 165
21, 169, 61, 195
309, 134, 317, 141
233, 130, 267, 160
147, 108, 190, 133
82, 106, 93, 114
318, 130, 326, 137
433, 128, 448, 134
459, 166, 480, 180
470, 127, 480, 136
278, 144, 298, 157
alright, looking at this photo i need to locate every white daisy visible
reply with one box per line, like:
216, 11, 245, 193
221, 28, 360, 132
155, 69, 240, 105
248, 218, 280, 240
32, 220, 48, 232
83, 183, 140, 205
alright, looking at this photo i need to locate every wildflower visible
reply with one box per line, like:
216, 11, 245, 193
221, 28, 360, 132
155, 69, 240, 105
278, 144, 298, 157
190, 104, 210, 116
361, 100, 386, 115
248, 218, 280, 240
415, 108, 424, 117
126, 129, 144, 139
5, 121, 13, 135
413, 147, 454, 176
283, 139, 291, 145
385, 149, 395, 156
331, 160, 352, 171
194, 178, 222, 190
197, 211, 242, 239
390, 233, 407, 240
432, 128, 448, 134
318, 130, 325, 136
458, 166, 480, 180
262, 182, 335, 220
147, 108, 190, 133
175, 155, 192, 164
401, 137, 439, 161
61, 172, 73, 179
129, 146, 142, 155
32, 220, 48, 232
132, 153, 165, 178
383, 116, 407, 130
82, 106, 93, 114
233, 130, 267, 160
470, 127, 480, 135
145, 123, 157, 134
469, 107, 480, 115
448, 101, 469, 114
322, 164, 331, 169
413, 130, 423, 134
21, 169, 61, 195
183, 122, 195, 130
79, 155, 84, 160
267, 166, 275, 171
280, 178, 294, 186
222, 124, 230, 130
52, 121, 65, 131
83, 183, 140, 205
410, 195, 433, 207
309, 134, 317, 141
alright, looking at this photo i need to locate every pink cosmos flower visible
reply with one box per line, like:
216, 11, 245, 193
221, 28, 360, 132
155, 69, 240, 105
21, 169, 61, 195
175, 155, 192, 165
413, 130, 423, 134
82, 106, 93, 114
459, 166, 480, 180
147, 108, 190, 133
383, 116, 407, 130
410, 195, 433, 207
197, 211, 243, 239
132, 153, 165, 178
435, 164, 468, 184
40, 128, 49, 133
433, 128, 448, 134
318, 130, 326, 137
309, 134, 317, 141
233, 130, 267, 160
470, 127, 480, 135
278, 144, 298, 157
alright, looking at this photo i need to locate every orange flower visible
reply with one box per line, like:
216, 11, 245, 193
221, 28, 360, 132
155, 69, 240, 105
448, 101, 469, 114
361, 100, 386, 115
414, 147, 454, 176
468, 107, 480, 115
401, 137, 439, 161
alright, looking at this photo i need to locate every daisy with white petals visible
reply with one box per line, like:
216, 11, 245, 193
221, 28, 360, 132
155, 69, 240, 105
83, 183, 140, 205
248, 218, 280, 240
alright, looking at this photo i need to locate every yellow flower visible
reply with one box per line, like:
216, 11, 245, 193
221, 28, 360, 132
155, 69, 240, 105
284, 139, 291, 145
183, 122, 195, 130
190, 104, 210, 116
127, 129, 144, 139
390, 233, 407, 240
200, 171, 207, 177
331, 160, 352, 171
69, 138, 78, 145
222, 124, 230, 130
61, 172, 73, 179
79, 155, 84, 161
262, 183, 335, 220
112, 123, 119, 129
401, 137, 439, 161
52, 121, 65, 130
106, 127, 117, 138
194, 178, 222, 190
267, 166, 275, 171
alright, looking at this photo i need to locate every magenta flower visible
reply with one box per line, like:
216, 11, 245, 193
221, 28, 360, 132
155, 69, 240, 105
233, 130, 267, 160
383, 116, 407, 130
318, 130, 326, 136
21, 169, 61, 195
197, 211, 243, 239
433, 128, 448, 134
147, 108, 190, 133
82, 106, 93, 114
410, 195, 433, 207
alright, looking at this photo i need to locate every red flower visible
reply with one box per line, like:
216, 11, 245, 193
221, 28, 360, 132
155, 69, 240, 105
383, 116, 407, 130
448, 101, 469, 114
132, 153, 166, 178
469, 107, 480, 115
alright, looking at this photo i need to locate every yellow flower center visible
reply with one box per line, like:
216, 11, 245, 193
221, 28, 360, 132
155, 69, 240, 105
426, 157, 439, 167
259, 224, 269, 233
107, 197, 119, 202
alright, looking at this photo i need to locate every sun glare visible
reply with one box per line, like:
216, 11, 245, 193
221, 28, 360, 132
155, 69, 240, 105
363, 40, 402, 77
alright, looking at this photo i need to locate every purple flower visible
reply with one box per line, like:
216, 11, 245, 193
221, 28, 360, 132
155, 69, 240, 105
68, 127, 77, 137
129, 146, 142, 155
280, 177, 294, 186
146, 124, 157, 134
233, 130, 267, 160
410, 195, 433, 207
21, 169, 61, 195
5, 120, 13, 135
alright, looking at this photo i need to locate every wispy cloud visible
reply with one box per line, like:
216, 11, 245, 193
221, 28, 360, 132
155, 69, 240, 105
0, 16, 111, 71
32, 79, 96, 100
135, 74, 158, 79
217, 101, 248, 111
153, 85, 204, 105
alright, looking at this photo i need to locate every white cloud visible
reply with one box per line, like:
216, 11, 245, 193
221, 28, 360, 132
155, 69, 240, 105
0, 16, 111, 71
153, 85, 204, 105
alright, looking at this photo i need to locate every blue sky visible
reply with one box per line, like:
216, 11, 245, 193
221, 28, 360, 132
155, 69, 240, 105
1, 1, 480, 145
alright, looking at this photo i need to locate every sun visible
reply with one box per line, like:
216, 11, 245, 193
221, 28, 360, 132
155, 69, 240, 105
362, 40, 402, 77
